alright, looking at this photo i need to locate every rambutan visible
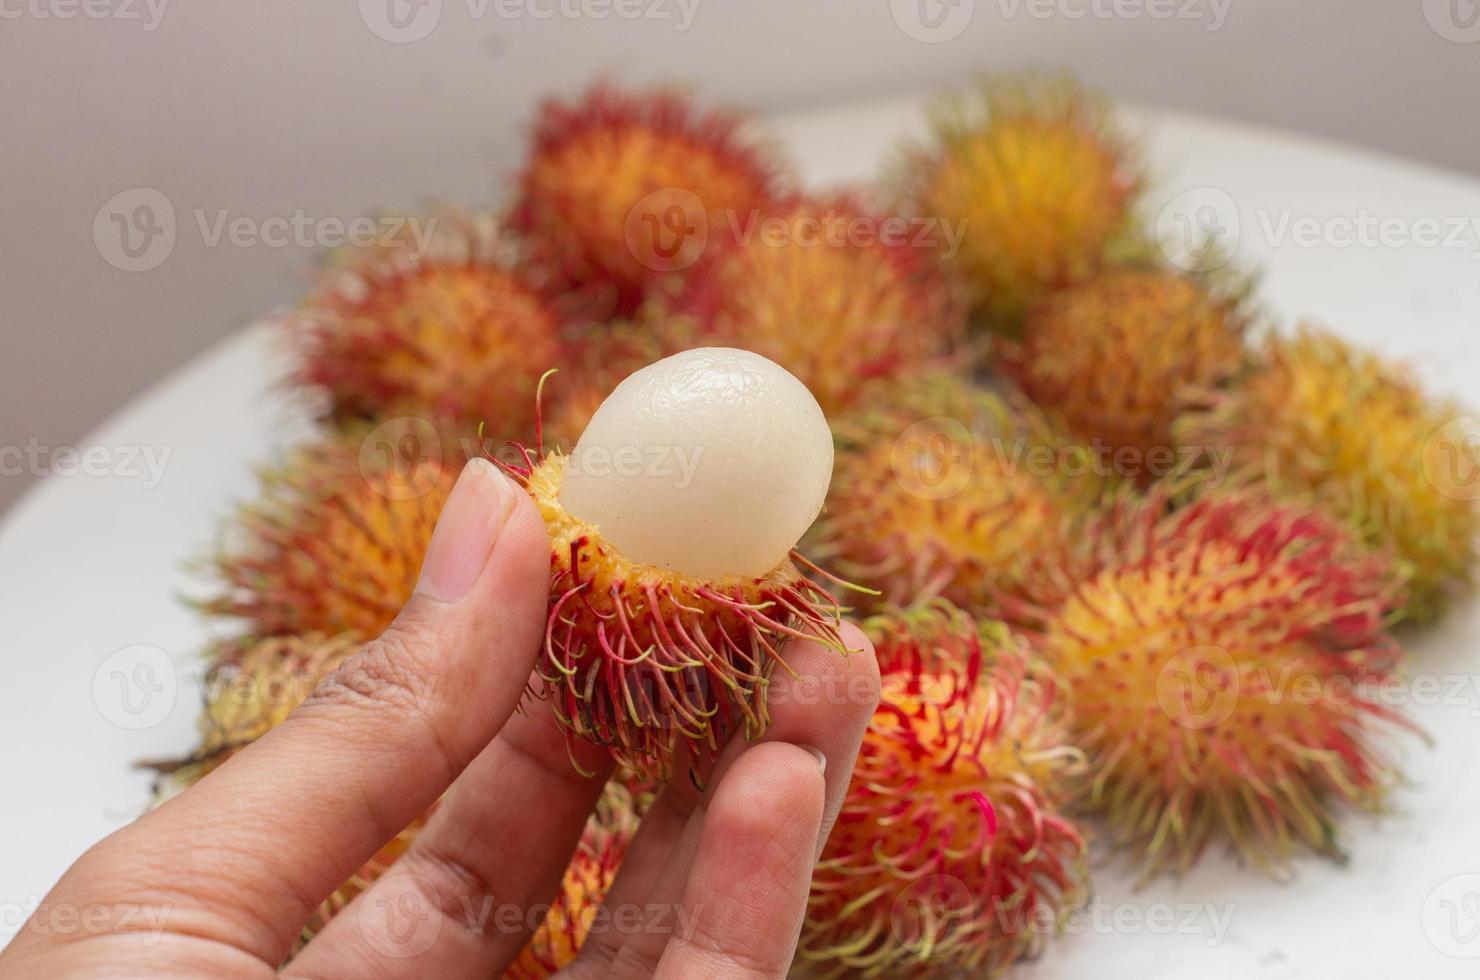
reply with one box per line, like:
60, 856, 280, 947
498, 347, 852, 779
511, 83, 782, 319
670, 194, 965, 417
204, 430, 456, 638
505, 782, 641, 979
1011, 488, 1416, 875
899, 73, 1141, 331
1178, 325, 1480, 620
1003, 266, 1247, 480
287, 211, 565, 443
798, 602, 1086, 978
811, 375, 1097, 617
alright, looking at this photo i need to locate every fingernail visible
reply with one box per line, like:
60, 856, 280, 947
801, 745, 827, 776
416, 458, 517, 602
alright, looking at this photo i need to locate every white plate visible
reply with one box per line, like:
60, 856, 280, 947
3, 94, 1479, 977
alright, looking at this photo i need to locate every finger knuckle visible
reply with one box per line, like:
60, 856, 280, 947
302, 628, 432, 720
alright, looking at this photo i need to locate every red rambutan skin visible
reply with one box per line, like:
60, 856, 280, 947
669, 193, 966, 417
497, 446, 851, 782
799, 603, 1086, 978
510, 83, 782, 320
204, 431, 456, 639
288, 213, 565, 444
1008, 488, 1418, 876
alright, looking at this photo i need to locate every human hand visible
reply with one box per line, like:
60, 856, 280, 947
0, 458, 879, 979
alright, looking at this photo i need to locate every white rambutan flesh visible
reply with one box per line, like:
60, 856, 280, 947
558, 347, 833, 579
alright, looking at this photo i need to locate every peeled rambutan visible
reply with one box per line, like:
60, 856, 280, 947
498, 347, 851, 779
511, 83, 782, 319
670, 194, 965, 417
798, 602, 1086, 979
811, 374, 1098, 617
1003, 266, 1247, 480
287, 211, 565, 443
899, 73, 1141, 331
505, 781, 641, 979
204, 430, 456, 638
1178, 325, 1479, 620
1010, 487, 1416, 875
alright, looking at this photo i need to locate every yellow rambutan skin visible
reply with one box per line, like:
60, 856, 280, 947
290, 213, 564, 443
1015, 489, 1413, 876
799, 603, 1086, 979
672, 196, 965, 417
519, 452, 848, 779
512, 84, 781, 318
1006, 266, 1246, 475
1178, 325, 1479, 620
904, 76, 1139, 330
205, 433, 456, 638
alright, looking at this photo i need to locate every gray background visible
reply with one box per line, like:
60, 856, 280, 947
2, 0, 1476, 515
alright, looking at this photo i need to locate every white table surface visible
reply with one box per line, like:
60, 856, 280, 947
3, 94, 1479, 977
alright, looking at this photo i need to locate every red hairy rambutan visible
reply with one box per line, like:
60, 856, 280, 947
287, 211, 565, 444
899, 73, 1141, 332
204, 429, 456, 638
798, 602, 1086, 978
505, 782, 641, 978
811, 375, 1100, 617
511, 83, 782, 319
1003, 266, 1247, 480
502, 448, 849, 780
670, 194, 965, 416
1010, 488, 1417, 875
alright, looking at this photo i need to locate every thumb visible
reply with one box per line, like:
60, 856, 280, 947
54, 458, 553, 965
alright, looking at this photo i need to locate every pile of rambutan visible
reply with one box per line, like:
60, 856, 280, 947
154, 68, 1476, 978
